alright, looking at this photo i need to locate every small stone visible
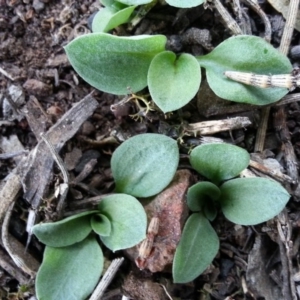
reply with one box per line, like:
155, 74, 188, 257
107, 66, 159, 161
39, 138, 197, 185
290, 45, 300, 60
33, 0, 45, 12
81, 121, 95, 135
23, 79, 52, 97
64, 148, 82, 171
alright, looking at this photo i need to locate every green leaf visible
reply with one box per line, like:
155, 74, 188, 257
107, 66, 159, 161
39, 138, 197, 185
204, 200, 217, 221
220, 178, 290, 225
92, 6, 136, 33
111, 133, 179, 197
36, 236, 103, 300
100, 0, 128, 10
173, 212, 219, 283
190, 143, 250, 185
197, 35, 292, 105
165, 0, 205, 7
148, 51, 201, 113
91, 214, 111, 236
65, 33, 166, 95
118, 0, 152, 5
32, 211, 98, 247
187, 182, 220, 212
98, 194, 147, 251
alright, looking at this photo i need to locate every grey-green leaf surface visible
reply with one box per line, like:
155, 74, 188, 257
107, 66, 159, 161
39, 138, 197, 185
220, 178, 290, 225
190, 143, 250, 185
92, 6, 136, 33
99, 194, 147, 251
197, 35, 292, 105
91, 214, 111, 236
165, 0, 205, 7
100, 0, 127, 9
65, 33, 166, 95
111, 133, 179, 197
32, 211, 98, 247
173, 212, 219, 283
36, 237, 103, 300
187, 181, 220, 212
148, 51, 201, 113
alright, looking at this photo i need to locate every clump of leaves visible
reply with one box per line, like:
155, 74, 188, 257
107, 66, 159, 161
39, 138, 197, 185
33, 133, 179, 300
172, 143, 290, 283
65, 33, 291, 113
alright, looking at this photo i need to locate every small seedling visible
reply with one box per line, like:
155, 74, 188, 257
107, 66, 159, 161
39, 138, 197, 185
65, 33, 292, 113
33, 133, 180, 300
172, 143, 290, 283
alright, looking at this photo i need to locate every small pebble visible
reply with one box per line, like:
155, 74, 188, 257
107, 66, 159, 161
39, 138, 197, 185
23, 79, 52, 96
290, 45, 300, 60
33, 0, 45, 12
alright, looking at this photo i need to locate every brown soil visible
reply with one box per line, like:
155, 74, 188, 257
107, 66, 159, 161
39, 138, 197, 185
0, 0, 300, 299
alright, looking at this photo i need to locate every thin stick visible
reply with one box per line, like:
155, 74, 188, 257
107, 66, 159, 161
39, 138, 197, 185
40, 134, 69, 217
279, 0, 300, 55
254, 106, 270, 152
213, 0, 243, 35
89, 257, 124, 300
0, 66, 15, 81
2, 202, 37, 277
242, 0, 272, 42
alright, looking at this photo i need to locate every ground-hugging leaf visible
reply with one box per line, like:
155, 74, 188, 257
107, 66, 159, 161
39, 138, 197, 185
173, 212, 219, 283
197, 35, 292, 105
111, 133, 179, 197
32, 211, 98, 247
36, 236, 103, 300
187, 181, 220, 212
165, 0, 205, 7
190, 143, 250, 185
98, 194, 147, 251
100, 0, 127, 9
220, 178, 290, 225
92, 6, 136, 33
65, 33, 166, 95
148, 51, 201, 113
91, 214, 111, 236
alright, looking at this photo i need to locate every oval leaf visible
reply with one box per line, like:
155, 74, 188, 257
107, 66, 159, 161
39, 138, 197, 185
197, 35, 292, 105
32, 211, 98, 247
220, 178, 290, 225
98, 194, 147, 251
187, 181, 220, 212
165, 0, 205, 7
36, 237, 103, 300
91, 214, 111, 236
173, 212, 219, 283
190, 143, 250, 184
148, 51, 201, 113
92, 6, 136, 33
65, 33, 166, 95
100, 0, 128, 9
112, 133, 179, 197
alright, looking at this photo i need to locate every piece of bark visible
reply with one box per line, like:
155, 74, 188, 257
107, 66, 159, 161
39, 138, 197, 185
127, 169, 192, 273
185, 117, 251, 135
246, 235, 283, 300
20, 93, 99, 209
25, 95, 50, 137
